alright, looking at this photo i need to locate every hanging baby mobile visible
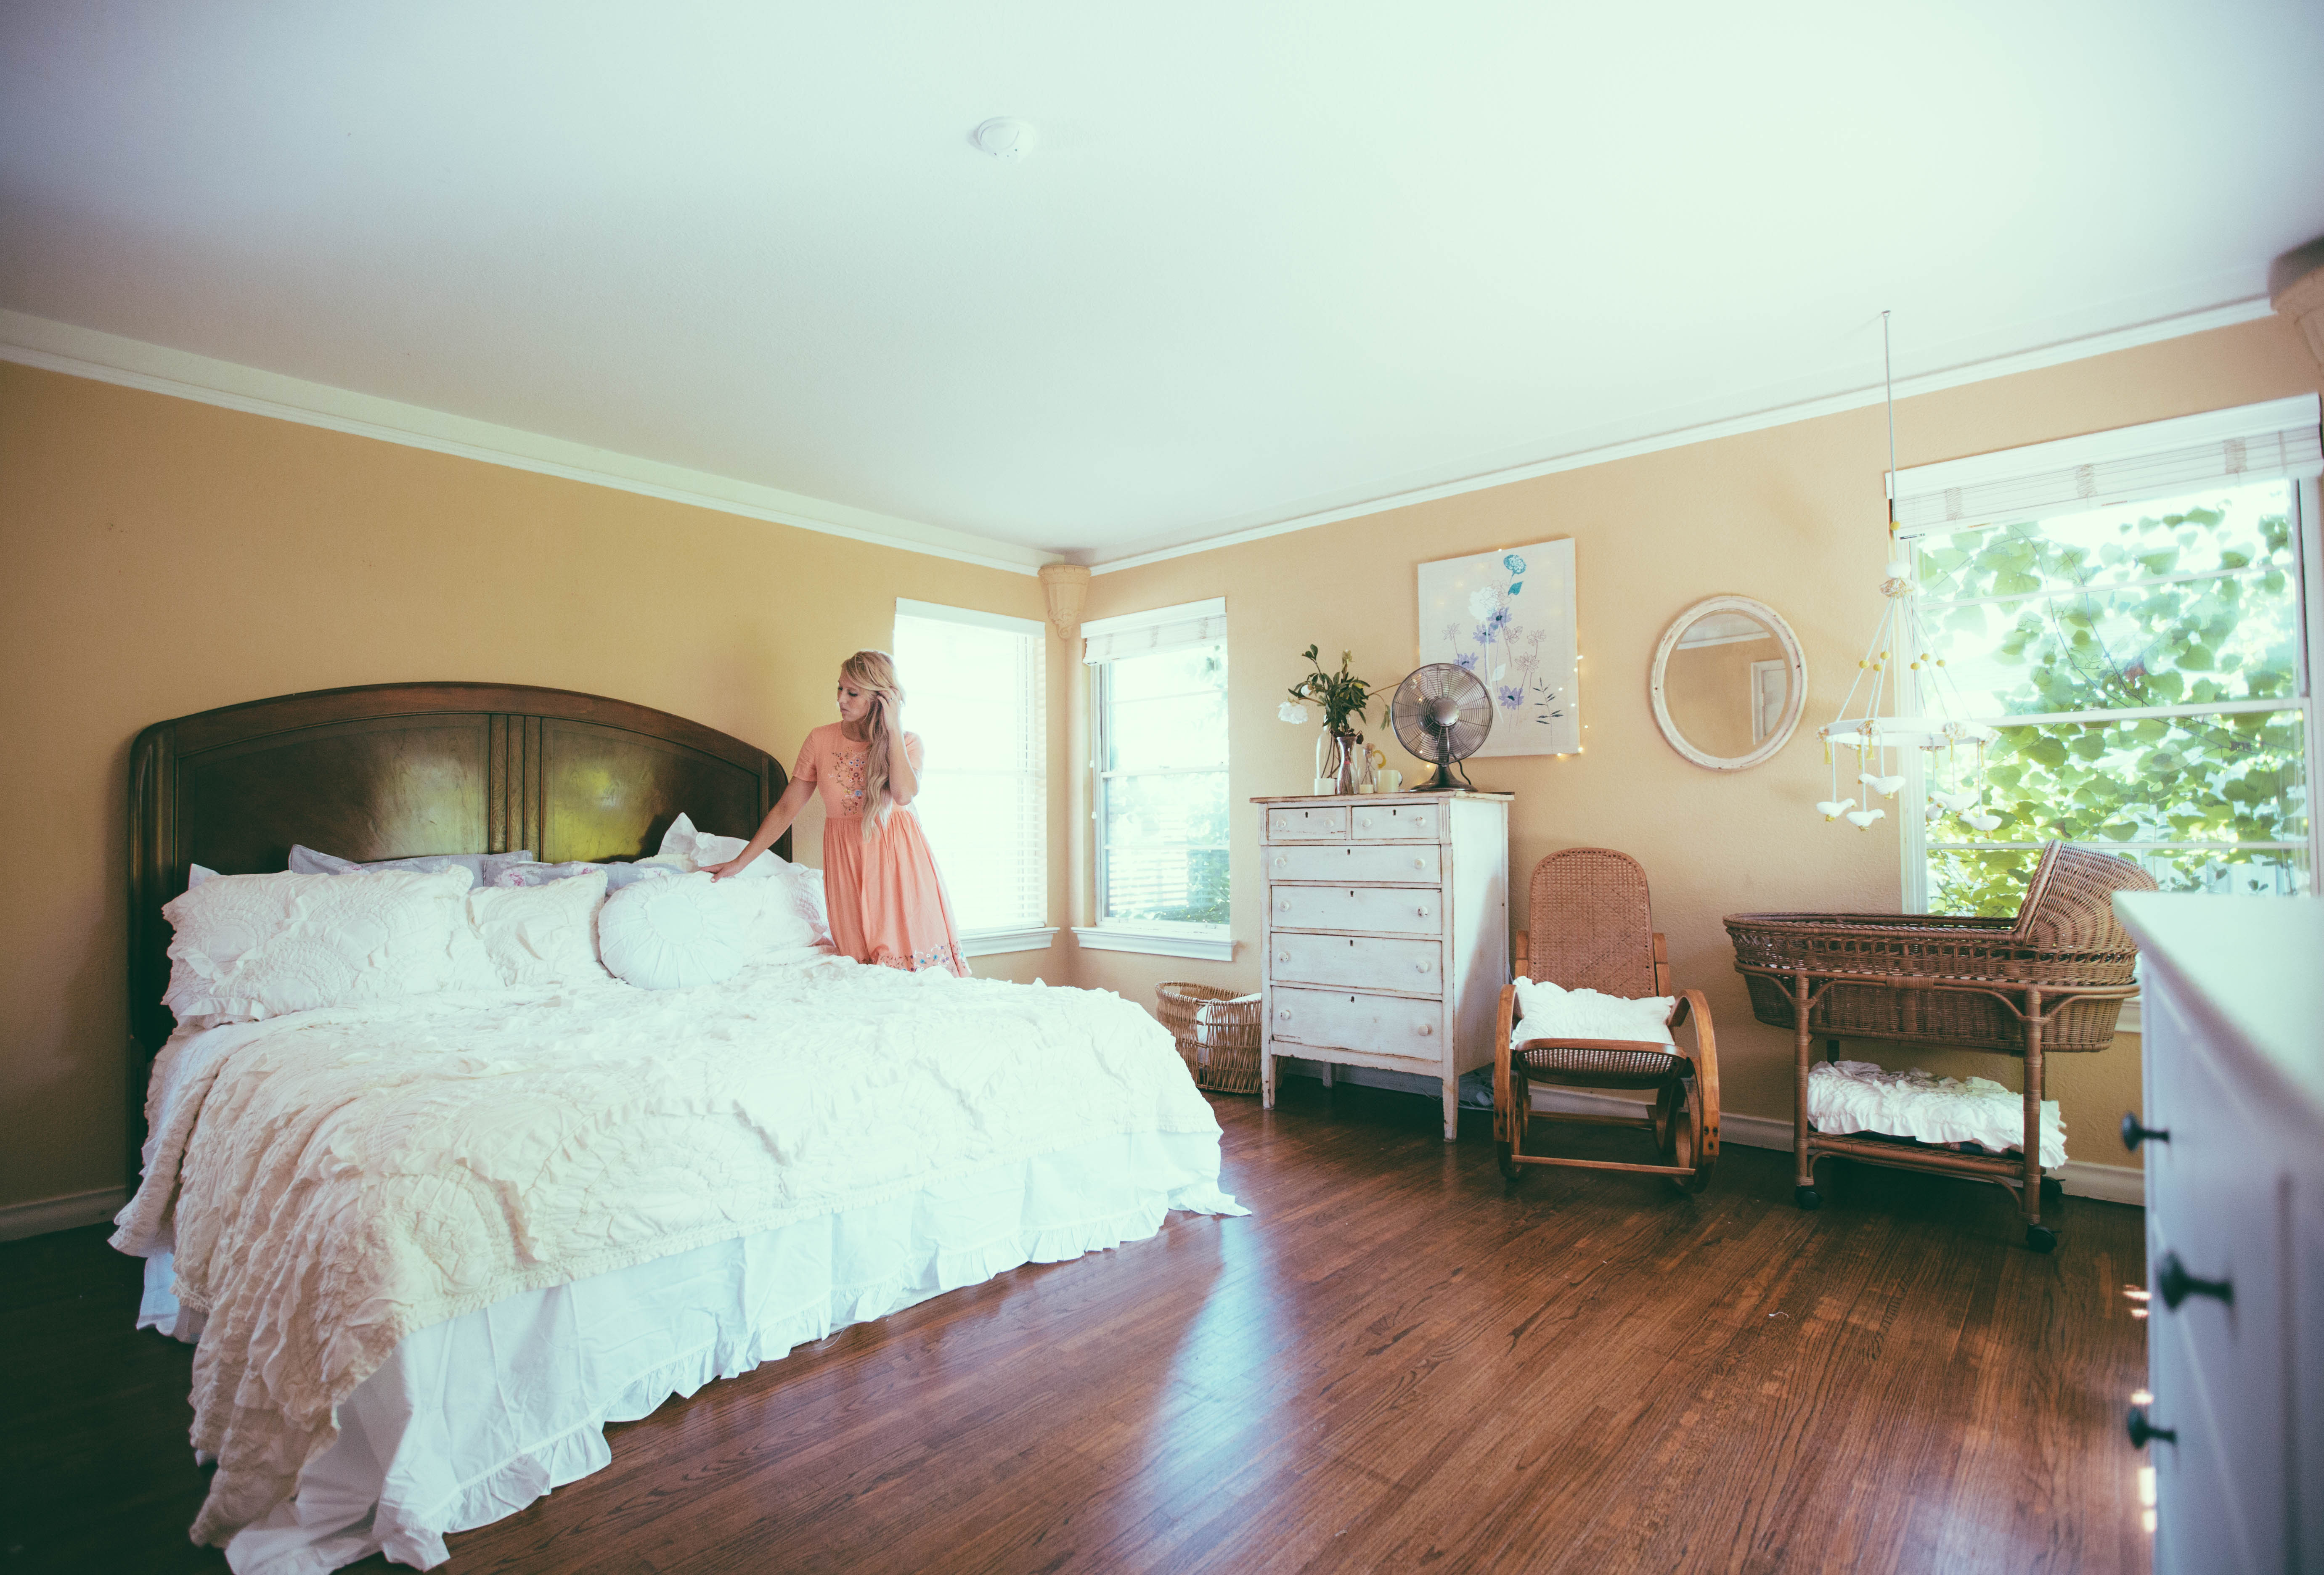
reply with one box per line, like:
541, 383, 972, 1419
1817, 313, 1997, 830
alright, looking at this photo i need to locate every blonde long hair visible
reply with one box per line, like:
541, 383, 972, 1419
842, 650, 906, 840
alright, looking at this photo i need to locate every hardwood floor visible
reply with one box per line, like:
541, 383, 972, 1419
1, 1082, 2151, 1574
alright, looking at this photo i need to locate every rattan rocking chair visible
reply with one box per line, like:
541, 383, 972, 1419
1492, 848, 1720, 1191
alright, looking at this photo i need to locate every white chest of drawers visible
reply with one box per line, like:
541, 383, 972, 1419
1254, 791, 1510, 1141
2115, 894, 2324, 1575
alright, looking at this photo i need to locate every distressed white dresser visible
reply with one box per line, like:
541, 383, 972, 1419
2115, 893, 2324, 1574
1254, 791, 1510, 1141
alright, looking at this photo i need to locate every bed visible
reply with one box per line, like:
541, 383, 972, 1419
111, 682, 1243, 1574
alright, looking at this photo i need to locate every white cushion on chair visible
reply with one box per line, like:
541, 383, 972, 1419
1510, 975, 1675, 1048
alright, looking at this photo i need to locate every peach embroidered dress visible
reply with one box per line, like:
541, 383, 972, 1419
793, 723, 967, 976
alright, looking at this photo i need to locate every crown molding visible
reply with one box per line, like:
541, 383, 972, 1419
1087, 295, 2280, 574
0, 310, 1054, 578
5, 294, 2281, 581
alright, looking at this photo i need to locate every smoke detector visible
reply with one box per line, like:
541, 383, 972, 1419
970, 118, 1038, 161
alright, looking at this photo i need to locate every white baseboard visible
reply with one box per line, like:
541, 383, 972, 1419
2049, 1160, 2145, 1205
1273, 1069, 2146, 1207
0, 1186, 128, 1242
1531, 1087, 2142, 1204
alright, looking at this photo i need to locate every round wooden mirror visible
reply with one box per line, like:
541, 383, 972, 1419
1649, 596, 1807, 771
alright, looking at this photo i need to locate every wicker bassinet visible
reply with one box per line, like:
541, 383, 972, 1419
1727, 843, 2152, 1055
1724, 842, 2157, 1250
1155, 982, 1263, 1095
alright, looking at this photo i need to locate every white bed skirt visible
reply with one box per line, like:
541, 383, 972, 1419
137, 1128, 1243, 1574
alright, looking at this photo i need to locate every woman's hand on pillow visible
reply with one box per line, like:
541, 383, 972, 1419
701, 854, 756, 882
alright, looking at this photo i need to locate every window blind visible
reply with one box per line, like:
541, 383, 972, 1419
1081, 598, 1227, 664
1893, 394, 2322, 536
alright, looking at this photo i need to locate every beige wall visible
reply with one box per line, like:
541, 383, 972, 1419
1068, 315, 2324, 1172
0, 362, 1062, 1212
8, 312, 2317, 1215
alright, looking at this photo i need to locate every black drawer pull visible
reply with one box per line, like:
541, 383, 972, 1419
2120, 1113, 2169, 1151
2126, 1405, 2176, 1448
2157, 1251, 2232, 1310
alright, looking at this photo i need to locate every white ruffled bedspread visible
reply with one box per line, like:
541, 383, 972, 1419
1807, 1059, 2067, 1169
111, 958, 1238, 1550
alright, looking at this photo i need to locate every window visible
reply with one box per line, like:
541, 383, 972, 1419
891, 600, 1049, 952
1080, 598, 1230, 959
1895, 396, 2323, 916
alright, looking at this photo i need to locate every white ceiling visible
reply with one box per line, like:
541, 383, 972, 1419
4, 2, 2321, 566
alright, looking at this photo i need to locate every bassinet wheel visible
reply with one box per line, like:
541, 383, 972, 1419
1496, 1142, 1522, 1183
1794, 1186, 1821, 1210
2025, 1223, 2058, 1253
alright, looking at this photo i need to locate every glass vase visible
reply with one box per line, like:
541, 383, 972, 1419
1316, 728, 1362, 794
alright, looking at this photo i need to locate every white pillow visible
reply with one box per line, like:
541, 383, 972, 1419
1510, 975, 1676, 1049
489, 858, 671, 893
656, 812, 832, 949
466, 871, 613, 988
162, 867, 498, 1027
288, 845, 538, 885
597, 874, 747, 989
655, 812, 774, 878
788, 864, 833, 946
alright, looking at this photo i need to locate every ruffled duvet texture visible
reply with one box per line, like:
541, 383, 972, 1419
1807, 1059, 2066, 1168
112, 958, 1226, 1550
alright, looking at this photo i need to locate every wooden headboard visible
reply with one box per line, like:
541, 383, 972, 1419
127, 681, 792, 1066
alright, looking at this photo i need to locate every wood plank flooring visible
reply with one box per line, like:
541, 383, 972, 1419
0, 1082, 2151, 1574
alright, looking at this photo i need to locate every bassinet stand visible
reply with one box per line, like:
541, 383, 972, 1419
1737, 964, 2136, 1252
1728, 842, 2155, 1254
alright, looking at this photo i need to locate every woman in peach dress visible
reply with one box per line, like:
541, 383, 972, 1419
705, 650, 967, 976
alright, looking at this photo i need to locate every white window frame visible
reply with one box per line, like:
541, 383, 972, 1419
892, 598, 1053, 958
1075, 598, 1233, 962
1892, 399, 2324, 944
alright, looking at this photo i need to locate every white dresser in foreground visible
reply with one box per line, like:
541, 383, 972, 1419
2114, 894, 2324, 1575
1254, 791, 1510, 1141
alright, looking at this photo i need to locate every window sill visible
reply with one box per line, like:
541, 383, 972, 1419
1072, 926, 1236, 961
959, 926, 1058, 958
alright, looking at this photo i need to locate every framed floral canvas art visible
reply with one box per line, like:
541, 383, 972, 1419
1415, 539, 1579, 756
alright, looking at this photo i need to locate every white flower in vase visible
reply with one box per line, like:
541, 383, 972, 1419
1278, 700, 1310, 725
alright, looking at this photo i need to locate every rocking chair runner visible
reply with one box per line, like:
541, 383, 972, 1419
1493, 849, 1720, 1190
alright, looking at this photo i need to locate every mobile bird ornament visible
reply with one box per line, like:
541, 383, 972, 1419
1818, 314, 1995, 829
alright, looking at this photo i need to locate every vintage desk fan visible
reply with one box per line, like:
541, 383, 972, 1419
1390, 663, 1494, 791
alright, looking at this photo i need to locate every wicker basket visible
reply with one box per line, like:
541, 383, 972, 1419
1725, 843, 2154, 1055
1155, 982, 1263, 1094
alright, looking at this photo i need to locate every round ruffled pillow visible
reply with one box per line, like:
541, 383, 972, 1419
596, 873, 747, 989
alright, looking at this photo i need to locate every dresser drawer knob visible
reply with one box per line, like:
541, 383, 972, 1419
1415, 905, 1431, 917
1277, 952, 1289, 963
1415, 961, 1431, 973
2157, 1251, 2232, 1310
1277, 1009, 1291, 1021
1415, 1023, 1434, 1036
1412, 857, 1426, 869
2126, 1405, 2176, 1449
2121, 1113, 2169, 1151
